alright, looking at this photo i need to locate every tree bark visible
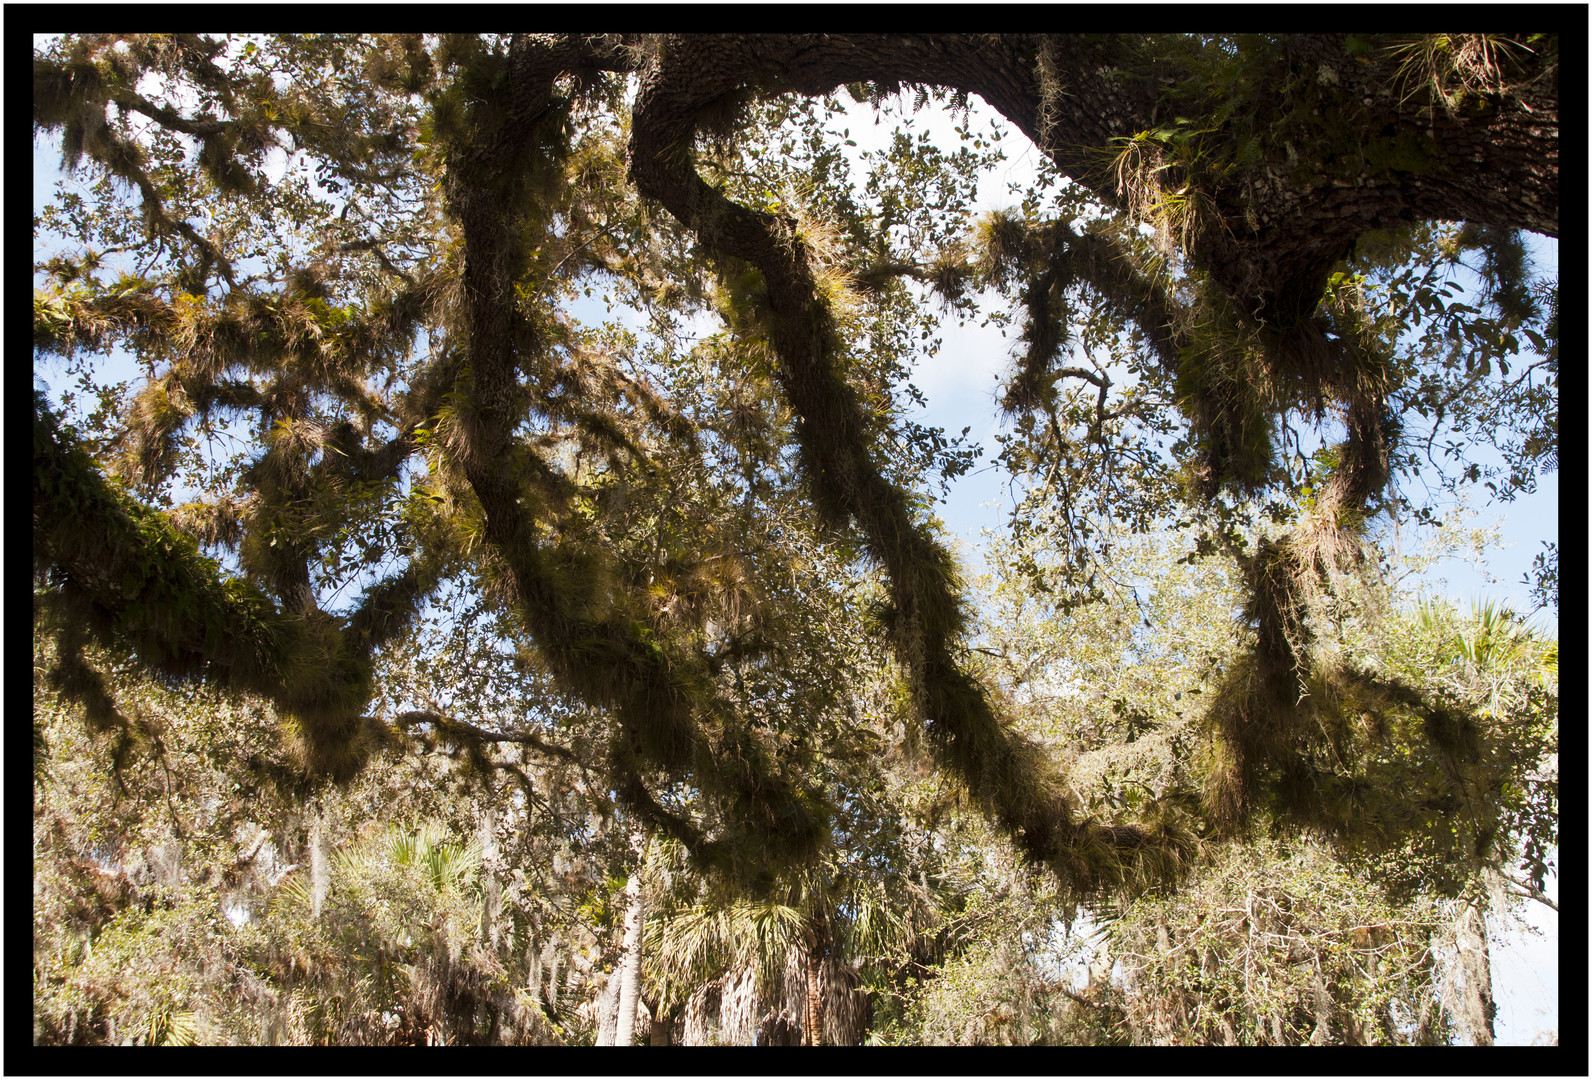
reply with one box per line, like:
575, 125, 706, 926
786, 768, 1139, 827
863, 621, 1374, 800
1451, 895, 1497, 1046
308, 801, 329, 920
803, 946, 824, 1046
594, 973, 619, 1046
646, 997, 673, 1046
613, 868, 647, 1046
623, 33, 1556, 327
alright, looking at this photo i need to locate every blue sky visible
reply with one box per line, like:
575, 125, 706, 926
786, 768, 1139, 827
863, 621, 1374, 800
876, 103, 1560, 634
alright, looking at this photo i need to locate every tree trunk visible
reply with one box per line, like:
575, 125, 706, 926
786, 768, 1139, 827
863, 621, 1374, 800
594, 973, 619, 1046
803, 946, 823, 1046
1451, 894, 1497, 1046
646, 997, 673, 1046
477, 806, 502, 950
1308, 966, 1333, 1044
308, 801, 329, 920
613, 868, 646, 1045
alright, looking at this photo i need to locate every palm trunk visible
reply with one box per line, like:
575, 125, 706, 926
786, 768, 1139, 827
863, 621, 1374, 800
803, 947, 823, 1045
613, 869, 646, 1046
801, 913, 833, 1046
594, 973, 619, 1045
646, 998, 673, 1045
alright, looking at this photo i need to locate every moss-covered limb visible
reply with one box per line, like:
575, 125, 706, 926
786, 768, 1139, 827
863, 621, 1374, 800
464, 479, 826, 874
1196, 325, 1399, 802
979, 205, 1399, 510
1105, 34, 1556, 326
973, 213, 1185, 418
531, 327, 705, 465
33, 404, 265, 683
1048, 224, 1185, 371
490, 36, 637, 165
33, 44, 239, 284
630, 41, 1194, 895
613, 772, 718, 867
1201, 486, 1376, 832
1203, 523, 1488, 837
435, 64, 828, 880
1202, 655, 1522, 893
34, 35, 435, 246
33, 392, 403, 782
36, 266, 451, 495
626, 33, 1521, 885
1058, 34, 1554, 324
35, 35, 267, 162
848, 213, 1183, 442
850, 261, 935, 293
631, 32, 1556, 330
231, 406, 439, 619
342, 560, 444, 664
33, 284, 178, 357
41, 269, 453, 612
35, 391, 285, 691
486, 535, 816, 878
922, 655, 1197, 890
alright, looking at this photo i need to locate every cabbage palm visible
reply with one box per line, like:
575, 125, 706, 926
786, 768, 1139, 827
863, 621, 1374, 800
643, 843, 931, 1045
1401, 596, 1556, 1045
268, 821, 487, 1044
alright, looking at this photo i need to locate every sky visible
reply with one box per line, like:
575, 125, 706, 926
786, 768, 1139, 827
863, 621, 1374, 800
872, 102, 1560, 633
31, 44, 1560, 1045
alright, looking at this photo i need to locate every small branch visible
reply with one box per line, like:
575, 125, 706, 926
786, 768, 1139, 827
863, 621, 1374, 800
112, 88, 230, 139
338, 238, 417, 285
1045, 982, 1103, 1010
1051, 365, 1110, 390
852, 261, 933, 292
394, 708, 581, 764
530, 221, 620, 303
1499, 870, 1558, 912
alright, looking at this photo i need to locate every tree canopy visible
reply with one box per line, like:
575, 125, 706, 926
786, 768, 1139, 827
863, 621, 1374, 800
33, 33, 1559, 1045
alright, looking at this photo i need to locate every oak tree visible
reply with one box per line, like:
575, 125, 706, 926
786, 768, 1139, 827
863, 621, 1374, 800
34, 32, 1559, 906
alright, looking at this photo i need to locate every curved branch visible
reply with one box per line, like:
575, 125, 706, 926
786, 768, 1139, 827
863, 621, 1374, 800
393, 709, 581, 764
439, 43, 831, 879
629, 35, 1194, 892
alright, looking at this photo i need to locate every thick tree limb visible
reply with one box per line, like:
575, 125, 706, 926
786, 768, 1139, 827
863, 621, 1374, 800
442, 47, 828, 876
628, 34, 1194, 889
622, 33, 1556, 328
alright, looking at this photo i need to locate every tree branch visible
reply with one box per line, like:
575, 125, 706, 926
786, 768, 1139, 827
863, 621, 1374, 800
394, 709, 582, 764
1497, 868, 1558, 912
